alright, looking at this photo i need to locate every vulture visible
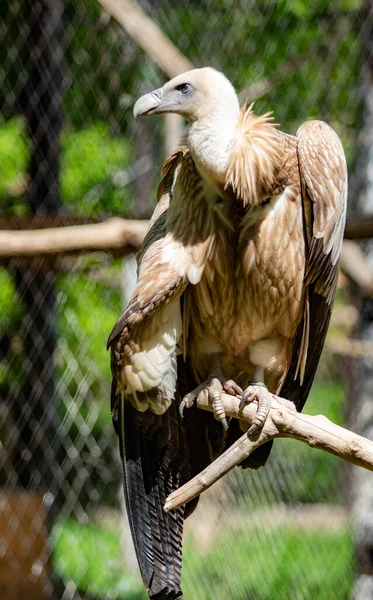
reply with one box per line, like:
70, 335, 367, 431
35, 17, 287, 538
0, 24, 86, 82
108, 67, 347, 599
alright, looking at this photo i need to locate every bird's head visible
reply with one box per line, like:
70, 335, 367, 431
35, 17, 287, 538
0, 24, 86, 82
133, 67, 240, 123
133, 68, 281, 201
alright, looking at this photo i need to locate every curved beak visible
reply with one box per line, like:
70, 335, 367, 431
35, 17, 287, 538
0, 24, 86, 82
133, 87, 163, 119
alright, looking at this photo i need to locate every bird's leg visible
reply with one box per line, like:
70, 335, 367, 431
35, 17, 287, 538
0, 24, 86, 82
240, 367, 296, 435
180, 354, 243, 431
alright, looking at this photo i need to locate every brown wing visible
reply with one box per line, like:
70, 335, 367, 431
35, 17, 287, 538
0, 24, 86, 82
281, 120, 347, 409
107, 149, 187, 352
107, 149, 219, 600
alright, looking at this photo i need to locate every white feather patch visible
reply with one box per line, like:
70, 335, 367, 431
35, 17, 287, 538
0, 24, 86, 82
121, 302, 182, 401
249, 338, 280, 369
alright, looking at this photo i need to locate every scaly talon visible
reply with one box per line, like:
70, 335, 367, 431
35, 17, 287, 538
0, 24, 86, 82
180, 354, 243, 431
179, 394, 194, 418
179, 380, 207, 417
239, 383, 260, 409
239, 389, 252, 410
180, 377, 229, 430
180, 376, 242, 431
239, 382, 271, 434
209, 378, 228, 431
224, 380, 244, 397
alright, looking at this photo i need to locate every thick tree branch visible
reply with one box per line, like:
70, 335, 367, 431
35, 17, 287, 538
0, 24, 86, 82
344, 216, 373, 239
0, 217, 148, 259
0, 218, 370, 262
341, 239, 373, 295
164, 392, 373, 512
1, 218, 373, 299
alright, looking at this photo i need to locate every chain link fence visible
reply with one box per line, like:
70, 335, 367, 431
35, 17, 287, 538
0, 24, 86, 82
0, 1, 372, 598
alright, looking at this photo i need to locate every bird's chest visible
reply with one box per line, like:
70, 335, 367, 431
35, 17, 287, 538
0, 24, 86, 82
187, 189, 306, 355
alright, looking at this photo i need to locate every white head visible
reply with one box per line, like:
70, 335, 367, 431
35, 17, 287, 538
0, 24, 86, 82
133, 67, 239, 123
134, 68, 240, 185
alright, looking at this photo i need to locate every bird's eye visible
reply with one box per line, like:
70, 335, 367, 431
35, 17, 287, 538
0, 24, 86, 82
175, 83, 191, 95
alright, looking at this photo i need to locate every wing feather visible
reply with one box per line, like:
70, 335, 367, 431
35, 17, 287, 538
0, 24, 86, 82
281, 120, 347, 410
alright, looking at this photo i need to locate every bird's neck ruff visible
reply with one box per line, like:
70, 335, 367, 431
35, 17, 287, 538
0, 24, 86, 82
188, 103, 282, 207
226, 104, 282, 206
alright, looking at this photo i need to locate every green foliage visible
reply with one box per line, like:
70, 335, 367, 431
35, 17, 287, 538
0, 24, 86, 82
53, 519, 146, 599
228, 380, 346, 508
0, 268, 19, 330
306, 379, 345, 424
63, 0, 141, 129
56, 268, 122, 433
61, 123, 132, 215
183, 524, 354, 600
57, 271, 118, 381
0, 117, 133, 216
54, 518, 354, 600
271, 380, 346, 504
157, 0, 361, 163
0, 117, 29, 212
0, 268, 23, 393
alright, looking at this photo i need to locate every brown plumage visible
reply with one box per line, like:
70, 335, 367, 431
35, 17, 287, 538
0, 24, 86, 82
108, 67, 347, 599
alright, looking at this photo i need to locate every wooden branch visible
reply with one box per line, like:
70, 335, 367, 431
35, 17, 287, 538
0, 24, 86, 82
340, 239, 373, 295
326, 336, 373, 358
2, 213, 373, 237
164, 393, 373, 512
0, 214, 115, 231
97, 0, 193, 79
1, 218, 373, 294
1, 215, 373, 298
0, 218, 361, 260
0, 217, 148, 259
344, 216, 373, 240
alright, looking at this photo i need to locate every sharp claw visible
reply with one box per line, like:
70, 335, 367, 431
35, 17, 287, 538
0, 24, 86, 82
224, 380, 244, 397
221, 417, 228, 431
239, 391, 249, 410
179, 400, 186, 419
247, 422, 260, 436
179, 394, 193, 418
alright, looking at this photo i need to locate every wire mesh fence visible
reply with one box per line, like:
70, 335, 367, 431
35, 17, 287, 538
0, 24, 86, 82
0, 1, 372, 598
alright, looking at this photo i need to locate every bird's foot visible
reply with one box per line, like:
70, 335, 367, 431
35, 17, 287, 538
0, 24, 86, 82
239, 382, 296, 435
239, 382, 271, 435
180, 377, 243, 431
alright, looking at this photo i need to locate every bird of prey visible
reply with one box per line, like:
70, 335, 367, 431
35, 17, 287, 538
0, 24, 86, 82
108, 67, 347, 600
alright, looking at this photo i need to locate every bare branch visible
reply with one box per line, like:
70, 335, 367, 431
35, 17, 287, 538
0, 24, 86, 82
1, 217, 373, 299
344, 216, 373, 240
0, 217, 148, 259
164, 393, 373, 512
340, 239, 373, 295
326, 336, 373, 358
0, 218, 368, 267
1, 215, 373, 301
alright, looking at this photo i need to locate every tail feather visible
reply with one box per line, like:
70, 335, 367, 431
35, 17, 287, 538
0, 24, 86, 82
113, 357, 229, 599
116, 386, 185, 599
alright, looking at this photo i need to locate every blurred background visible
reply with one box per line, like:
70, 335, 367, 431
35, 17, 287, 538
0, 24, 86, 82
1, 0, 373, 598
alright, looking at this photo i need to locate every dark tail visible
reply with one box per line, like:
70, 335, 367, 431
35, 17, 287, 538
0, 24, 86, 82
115, 387, 186, 600
112, 356, 228, 599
